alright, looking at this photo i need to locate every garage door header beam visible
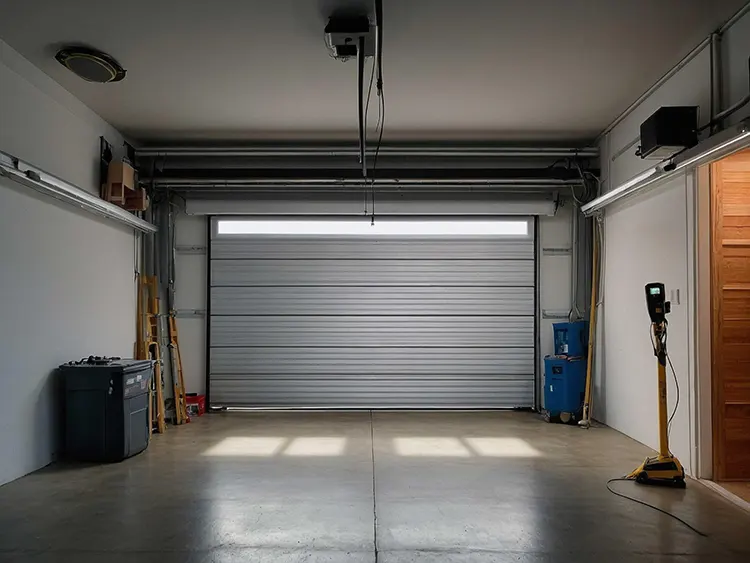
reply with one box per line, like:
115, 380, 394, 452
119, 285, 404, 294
137, 145, 598, 159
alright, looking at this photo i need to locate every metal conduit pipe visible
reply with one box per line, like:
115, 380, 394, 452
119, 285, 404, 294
149, 178, 583, 187
136, 146, 599, 159
720, 0, 750, 33
610, 34, 721, 161
173, 186, 563, 197
710, 56, 750, 125
163, 188, 571, 195
156, 188, 579, 195
595, 38, 711, 143
598, 1, 750, 143
710, 32, 724, 133
569, 201, 580, 320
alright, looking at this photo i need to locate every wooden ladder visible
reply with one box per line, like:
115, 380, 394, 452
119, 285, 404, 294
168, 313, 189, 425
140, 275, 166, 433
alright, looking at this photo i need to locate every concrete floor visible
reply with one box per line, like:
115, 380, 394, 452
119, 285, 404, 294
1, 412, 749, 562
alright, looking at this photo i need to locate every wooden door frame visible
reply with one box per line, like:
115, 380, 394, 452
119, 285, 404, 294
695, 164, 714, 479
709, 159, 725, 480
707, 149, 750, 481
689, 150, 750, 480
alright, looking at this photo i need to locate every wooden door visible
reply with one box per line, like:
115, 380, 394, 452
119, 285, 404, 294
711, 149, 750, 480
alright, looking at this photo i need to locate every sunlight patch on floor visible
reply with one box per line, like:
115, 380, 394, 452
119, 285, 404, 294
202, 437, 287, 457
394, 437, 472, 457
283, 437, 347, 456
464, 437, 542, 457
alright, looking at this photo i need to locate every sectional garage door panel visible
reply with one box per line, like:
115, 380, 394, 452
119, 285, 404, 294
211, 259, 535, 287
211, 316, 534, 347
209, 228, 536, 408
211, 286, 535, 316
211, 347, 534, 375
212, 237, 535, 260
209, 379, 535, 408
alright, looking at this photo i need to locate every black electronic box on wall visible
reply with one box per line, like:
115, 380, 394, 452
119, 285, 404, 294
638, 106, 699, 160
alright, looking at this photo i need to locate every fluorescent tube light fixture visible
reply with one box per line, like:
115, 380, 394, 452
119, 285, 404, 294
580, 167, 659, 215
0, 151, 156, 233
582, 120, 750, 216
673, 129, 750, 172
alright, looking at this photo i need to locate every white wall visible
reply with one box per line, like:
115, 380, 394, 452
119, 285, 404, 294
0, 40, 134, 485
538, 204, 575, 407
594, 7, 750, 477
598, 177, 693, 470
174, 213, 208, 395
722, 10, 750, 126
595, 50, 707, 476
0, 40, 124, 194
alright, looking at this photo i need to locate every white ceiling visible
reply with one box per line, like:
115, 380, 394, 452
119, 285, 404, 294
0, 0, 744, 143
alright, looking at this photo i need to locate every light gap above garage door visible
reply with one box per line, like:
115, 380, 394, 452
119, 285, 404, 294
208, 217, 536, 409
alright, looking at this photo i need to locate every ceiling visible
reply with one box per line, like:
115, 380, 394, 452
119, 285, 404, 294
0, 0, 744, 143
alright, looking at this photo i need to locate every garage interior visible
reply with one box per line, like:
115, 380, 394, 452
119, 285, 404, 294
2, 1, 750, 561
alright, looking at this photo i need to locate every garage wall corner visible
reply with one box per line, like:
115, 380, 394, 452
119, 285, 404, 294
174, 212, 208, 395
0, 40, 135, 485
593, 7, 750, 477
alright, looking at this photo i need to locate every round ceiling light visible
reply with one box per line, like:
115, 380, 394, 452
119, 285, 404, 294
55, 46, 126, 83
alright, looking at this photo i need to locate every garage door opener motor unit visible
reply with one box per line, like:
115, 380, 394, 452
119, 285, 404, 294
627, 283, 685, 488
637, 106, 698, 160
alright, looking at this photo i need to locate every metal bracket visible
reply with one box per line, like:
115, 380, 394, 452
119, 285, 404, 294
99, 136, 113, 190
611, 135, 641, 161
124, 141, 136, 165
175, 245, 207, 255
174, 309, 206, 318
542, 310, 571, 320
542, 247, 572, 256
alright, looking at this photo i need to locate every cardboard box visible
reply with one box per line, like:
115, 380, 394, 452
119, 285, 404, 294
101, 181, 126, 206
124, 187, 149, 211
107, 160, 136, 192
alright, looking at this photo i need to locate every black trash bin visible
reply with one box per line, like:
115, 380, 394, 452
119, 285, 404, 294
59, 357, 153, 462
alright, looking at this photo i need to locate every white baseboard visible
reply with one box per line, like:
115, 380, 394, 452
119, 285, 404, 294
697, 479, 750, 513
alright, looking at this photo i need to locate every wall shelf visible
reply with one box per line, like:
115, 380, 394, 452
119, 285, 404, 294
0, 151, 157, 234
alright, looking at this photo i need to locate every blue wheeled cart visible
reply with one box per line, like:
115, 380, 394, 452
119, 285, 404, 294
543, 356, 587, 424
553, 321, 588, 357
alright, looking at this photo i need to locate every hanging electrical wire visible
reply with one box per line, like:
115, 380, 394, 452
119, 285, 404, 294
363, 43, 376, 218
364, 53, 376, 136
698, 55, 750, 133
375, 0, 383, 95
371, 91, 385, 225
667, 354, 680, 437
663, 323, 680, 441
646, 321, 680, 442
357, 36, 367, 179
370, 0, 385, 224
606, 321, 700, 537
572, 160, 600, 204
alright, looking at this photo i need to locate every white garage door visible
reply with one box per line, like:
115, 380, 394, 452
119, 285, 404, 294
208, 218, 537, 408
